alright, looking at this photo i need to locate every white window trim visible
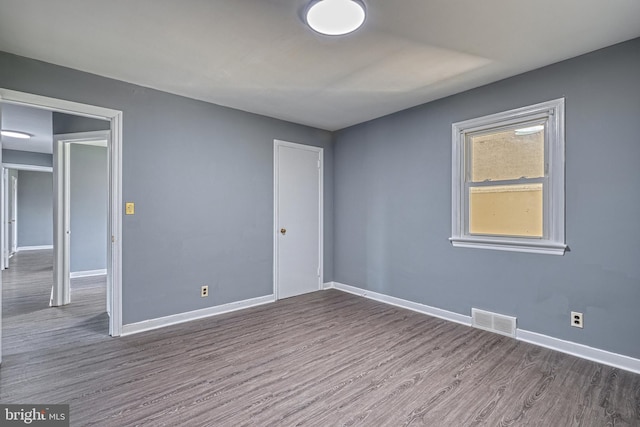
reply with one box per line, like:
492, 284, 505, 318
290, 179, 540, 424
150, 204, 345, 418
450, 98, 566, 255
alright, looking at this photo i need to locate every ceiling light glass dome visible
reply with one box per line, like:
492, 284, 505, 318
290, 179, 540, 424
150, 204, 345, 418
1, 130, 31, 139
306, 0, 366, 36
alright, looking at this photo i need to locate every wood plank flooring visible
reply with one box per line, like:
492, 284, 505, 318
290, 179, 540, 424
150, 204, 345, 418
1, 250, 639, 426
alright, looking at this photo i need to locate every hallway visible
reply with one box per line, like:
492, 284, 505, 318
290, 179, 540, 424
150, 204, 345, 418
1, 249, 108, 388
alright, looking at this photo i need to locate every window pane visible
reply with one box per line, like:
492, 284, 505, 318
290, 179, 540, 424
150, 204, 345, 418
469, 184, 543, 237
469, 125, 544, 182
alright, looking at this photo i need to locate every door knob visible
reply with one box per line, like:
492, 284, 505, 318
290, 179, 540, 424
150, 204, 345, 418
280, 228, 287, 235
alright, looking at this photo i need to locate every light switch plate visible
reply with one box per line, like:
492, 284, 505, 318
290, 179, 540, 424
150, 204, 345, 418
125, 202, 135, 215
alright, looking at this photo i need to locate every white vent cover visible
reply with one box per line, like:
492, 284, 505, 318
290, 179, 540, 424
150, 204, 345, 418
472, 308, 516, 337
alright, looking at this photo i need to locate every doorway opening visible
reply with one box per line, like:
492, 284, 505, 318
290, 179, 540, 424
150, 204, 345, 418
0, 89, 123, 367
1, 163, 53, 269
51, 130, 110, 311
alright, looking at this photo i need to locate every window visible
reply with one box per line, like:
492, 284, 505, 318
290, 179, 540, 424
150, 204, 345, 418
450, 99, 566, 255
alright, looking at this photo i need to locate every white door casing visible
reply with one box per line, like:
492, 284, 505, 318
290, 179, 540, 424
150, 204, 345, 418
273, 140, 323, 299
10, 175, 17, 254
52, 131, 109, 308
1, 168, 8, 270
2, 165, 52, 258
51, 141, 71, 306
0, 88, 123, 338
0, 101, 3, 364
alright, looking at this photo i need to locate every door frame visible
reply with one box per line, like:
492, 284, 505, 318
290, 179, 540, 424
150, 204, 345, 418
10, 174, 18, 255
272, 139, 323, 300
1, 164, 53, 265
52, 131, 109, 308
1, 168, 8, 269
0, 88, 123, 337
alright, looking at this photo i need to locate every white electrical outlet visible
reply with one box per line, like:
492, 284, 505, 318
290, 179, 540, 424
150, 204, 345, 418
201, 285, 209, 298
571, 311, 583, 328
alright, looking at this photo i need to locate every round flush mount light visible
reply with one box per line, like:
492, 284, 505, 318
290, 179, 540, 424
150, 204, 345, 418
1, 130, 32, 139
306, 0, 366, 36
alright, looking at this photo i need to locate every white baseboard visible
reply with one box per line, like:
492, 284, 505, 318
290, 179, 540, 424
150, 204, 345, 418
329, 282, 472, 326
121, 294, 275, 336
517, 329, 640, 374
70, 269, 107, 278
328, 281, 640, 375
17, 245, 53, 252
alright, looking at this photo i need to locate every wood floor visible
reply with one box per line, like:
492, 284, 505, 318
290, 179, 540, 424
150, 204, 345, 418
1, 251, 639, 426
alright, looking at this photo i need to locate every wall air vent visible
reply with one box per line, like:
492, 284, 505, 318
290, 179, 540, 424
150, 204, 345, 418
472, 308, 516, 338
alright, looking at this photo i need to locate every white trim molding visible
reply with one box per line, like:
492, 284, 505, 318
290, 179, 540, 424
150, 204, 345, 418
517, 329, 640, 375
449, 238, 567, 255
17, 245, 53, 252
2, 163, 53, 173
53, 130, 111, 308
121, 295, 275, 336
331, 282, 472, 326
329, 282, 640, 375
450, 98, 566, 255
1, 87, 124, 337
70, 269, 107, 279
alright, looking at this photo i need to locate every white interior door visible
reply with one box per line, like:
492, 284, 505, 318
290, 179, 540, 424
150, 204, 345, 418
10, 175, 17, 254
51, 138, 71, 306
2, 168, 11, 268
62, 143, 71, 303
274, 140, 323, 299
0, 100, 4, 364
2, 168, 9, 269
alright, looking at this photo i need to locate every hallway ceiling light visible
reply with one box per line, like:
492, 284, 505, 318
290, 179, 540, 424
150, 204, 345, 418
1, 130, 32, 139
514, 125, 544, 136
306, 0, 366, 36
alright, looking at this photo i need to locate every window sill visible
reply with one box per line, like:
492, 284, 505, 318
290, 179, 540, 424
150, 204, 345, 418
449, 237, 566, 255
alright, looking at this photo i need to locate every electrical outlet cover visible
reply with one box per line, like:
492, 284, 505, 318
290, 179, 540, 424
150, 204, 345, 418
125, 202, 135, 215
571, 311, 583, 328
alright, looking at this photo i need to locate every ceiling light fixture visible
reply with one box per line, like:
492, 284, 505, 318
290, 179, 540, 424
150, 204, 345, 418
306, 0, 366, 36
514, 125, 544, 136
1, 130, 32, 139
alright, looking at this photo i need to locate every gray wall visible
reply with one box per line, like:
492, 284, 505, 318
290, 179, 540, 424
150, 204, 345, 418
4, 37, 635, 359
0, 50, 333, 324
53, 112, 110, 134
333, 38, 640, 359
17, 170, 53, 247
3, 149, 53, 167
70, 144, 107, 273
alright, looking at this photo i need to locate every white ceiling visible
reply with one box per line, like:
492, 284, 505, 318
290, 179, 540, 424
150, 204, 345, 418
1, 103, 52, 154
0, 0, 638, 131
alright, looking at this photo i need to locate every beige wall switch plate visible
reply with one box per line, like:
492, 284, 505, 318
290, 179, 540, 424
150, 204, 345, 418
125, 202, 135, 215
